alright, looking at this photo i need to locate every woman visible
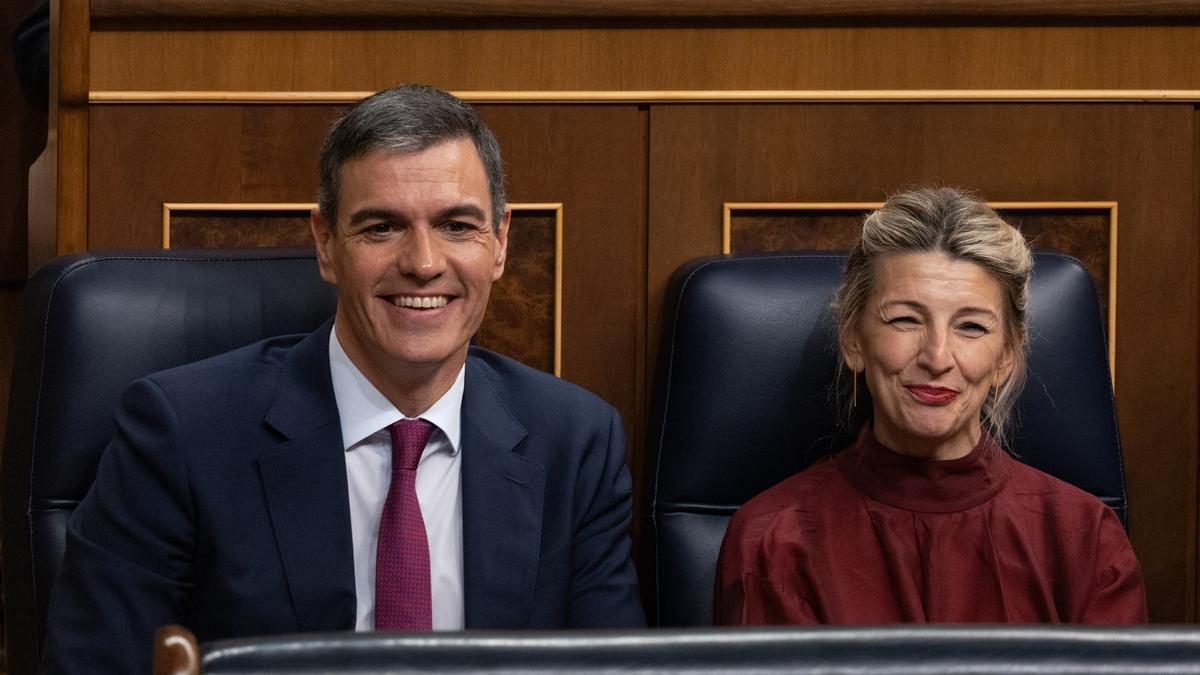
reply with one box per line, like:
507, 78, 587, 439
714, 187, 1147, 624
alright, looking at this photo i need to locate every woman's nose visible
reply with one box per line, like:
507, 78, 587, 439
916, 328, 955, 374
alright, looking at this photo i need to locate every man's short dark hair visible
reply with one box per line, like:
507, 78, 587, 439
317, 84, 507, 230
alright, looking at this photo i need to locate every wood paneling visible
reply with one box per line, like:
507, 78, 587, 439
89, 25, 1200, 94
40, 0, 91, 265
87, 106, 334, 249
476, 210, 558, 375
648, 102, 1197, 622
84, 0, 1200, 20
169, 210, 311, 248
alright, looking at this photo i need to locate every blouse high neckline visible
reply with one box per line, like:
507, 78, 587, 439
834, 425, 1012, 513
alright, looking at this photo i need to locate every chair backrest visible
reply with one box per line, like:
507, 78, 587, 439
2, 249, 336, 674
172, 625, 1200, 674
645, 251, 1125, 627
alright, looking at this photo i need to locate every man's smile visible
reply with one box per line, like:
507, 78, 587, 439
388, 294, 451, 309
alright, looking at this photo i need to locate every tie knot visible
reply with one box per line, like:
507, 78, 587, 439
388, 418, 435, 471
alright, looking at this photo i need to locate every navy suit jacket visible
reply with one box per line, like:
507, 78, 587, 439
43, 322, 644, 673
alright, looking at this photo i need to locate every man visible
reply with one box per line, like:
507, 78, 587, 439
43, 85, 645, 673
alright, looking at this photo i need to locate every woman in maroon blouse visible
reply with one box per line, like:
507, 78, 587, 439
714, 187, 1147, 625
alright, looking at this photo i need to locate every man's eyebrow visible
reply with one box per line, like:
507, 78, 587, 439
436, 204, 488, 223
347, 208, 404, 227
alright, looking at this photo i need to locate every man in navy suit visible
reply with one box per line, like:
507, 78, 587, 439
43, 85, 644, 673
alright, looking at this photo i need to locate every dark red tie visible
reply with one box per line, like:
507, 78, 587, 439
375, 418, 435, 630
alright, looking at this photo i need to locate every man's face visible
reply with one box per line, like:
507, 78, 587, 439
311, 138, 509, 388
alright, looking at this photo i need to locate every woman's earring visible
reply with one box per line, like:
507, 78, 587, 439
852, 370, 858, 410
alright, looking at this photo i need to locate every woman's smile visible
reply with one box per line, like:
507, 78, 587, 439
904, 384, 959, 405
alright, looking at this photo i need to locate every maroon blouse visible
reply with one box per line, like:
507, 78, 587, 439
714, 428, 1148, 625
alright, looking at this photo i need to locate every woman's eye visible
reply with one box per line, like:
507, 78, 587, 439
958, 322, 988, 336
886, 316, 919, 327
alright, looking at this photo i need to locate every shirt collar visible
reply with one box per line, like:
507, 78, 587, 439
328, 327, 464, 454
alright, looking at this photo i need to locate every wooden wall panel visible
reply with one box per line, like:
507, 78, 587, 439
88, 106, 333, 249
88, 24, 1200, 94
648, 102, 1197, 622
475, 209, 557, 375
168, 209, 311, 248
82, 1, 1200, 20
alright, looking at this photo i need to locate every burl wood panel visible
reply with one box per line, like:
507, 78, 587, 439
87, 103, 647, 474
169, 211, 312, 248
1007, 210, 1111, 319
475, 211, 556, 375
649, 103, 1197, 622
731, 208, 1111, 318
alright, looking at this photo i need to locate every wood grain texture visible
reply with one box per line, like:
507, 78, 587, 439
1192, 108, 1200, 621
89, 0, 1200, 19
89, 25, 1200, 93
475, 211, 557, 374
87, 105, 333, 250
648, 102, 1197, 622
51, 0, 90, 261
169, 212, 312, 248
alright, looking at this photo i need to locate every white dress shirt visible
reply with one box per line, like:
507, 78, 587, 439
328, 329, 465, 631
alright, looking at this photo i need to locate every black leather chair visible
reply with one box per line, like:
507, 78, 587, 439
164, 625, 1200, 674
2, 249, 336, 675
645, 251, 1126, 627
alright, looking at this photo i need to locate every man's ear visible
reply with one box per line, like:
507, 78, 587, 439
492, 209, 511, 281
310, 209, 338, 285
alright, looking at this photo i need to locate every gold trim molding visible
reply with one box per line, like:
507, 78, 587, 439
162, 201, 565, 376
161, 202, 316, 247
722, 201, 1119, 382
94, 90, 1200, 105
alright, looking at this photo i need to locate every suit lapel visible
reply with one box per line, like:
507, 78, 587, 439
258, 321, 357, 632
461, 355, 544, 628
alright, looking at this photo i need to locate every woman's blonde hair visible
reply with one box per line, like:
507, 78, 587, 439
832, 186, 1033, 449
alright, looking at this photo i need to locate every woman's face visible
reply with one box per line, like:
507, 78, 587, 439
843, 251, 1014, 460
